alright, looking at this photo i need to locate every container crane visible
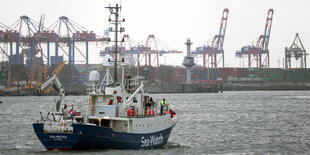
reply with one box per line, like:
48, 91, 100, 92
100, 34, 182, 67
193, 8, 229, 68
144, 34, 182, 67
285, 33, 308, 68
235, 9, 274, 68
48, 16, 97, 69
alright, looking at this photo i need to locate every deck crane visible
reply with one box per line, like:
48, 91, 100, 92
37, 60, 65, 89
37, 61, 66, 113
37, 74, 65, 113
192, 8, 229, 68
235, 9, 274, 68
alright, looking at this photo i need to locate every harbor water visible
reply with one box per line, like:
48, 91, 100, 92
1, 91, 310, 154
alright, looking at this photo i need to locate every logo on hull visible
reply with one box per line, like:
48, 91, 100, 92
141, 134, 163, 147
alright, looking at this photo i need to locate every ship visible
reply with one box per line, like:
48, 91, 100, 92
32, 4, 178, 150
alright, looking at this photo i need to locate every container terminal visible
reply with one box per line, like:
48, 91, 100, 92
0, 9, 309, 95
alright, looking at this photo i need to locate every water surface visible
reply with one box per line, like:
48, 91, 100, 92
1, 91, 310, 154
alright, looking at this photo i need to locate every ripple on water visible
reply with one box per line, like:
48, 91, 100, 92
2, 92, 310, 154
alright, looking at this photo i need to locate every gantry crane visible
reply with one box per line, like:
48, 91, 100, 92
192, 8, 229, 68
285, 33, 308, 68
144, 34, 182, 67
100, 34, 182, 67
235, 9, 274, 68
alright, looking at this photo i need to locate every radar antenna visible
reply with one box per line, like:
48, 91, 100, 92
105, 4, 125, 86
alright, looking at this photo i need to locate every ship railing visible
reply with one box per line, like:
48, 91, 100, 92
118, 105, 160, 118
43, 121, 73, 133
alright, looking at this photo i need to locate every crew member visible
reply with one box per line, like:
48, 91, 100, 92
108, 97, 113, 105
127, 108, 132, 117
149, 97, 154, 107
169, 109, 174, 118
160, 98, 165, 115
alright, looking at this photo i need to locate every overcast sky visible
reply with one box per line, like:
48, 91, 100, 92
1, 0, 309, 68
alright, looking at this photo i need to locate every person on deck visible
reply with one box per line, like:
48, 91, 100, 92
149, 97, 154, 107
160, 99, 165, 115
169, 109, 174, 118
108, 97, 113, 105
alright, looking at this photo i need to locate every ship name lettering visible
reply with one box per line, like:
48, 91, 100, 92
141, 134, 163, 147
49, 135, 67, 140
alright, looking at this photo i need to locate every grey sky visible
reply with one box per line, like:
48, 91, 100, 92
1, 0, 309, 68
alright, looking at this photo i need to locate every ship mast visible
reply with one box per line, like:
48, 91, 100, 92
106, 4, 125, 86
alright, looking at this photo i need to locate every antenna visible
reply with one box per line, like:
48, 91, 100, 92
105, 4, 125, 86
120, 0, 123, 11
120, 0, 123, 19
